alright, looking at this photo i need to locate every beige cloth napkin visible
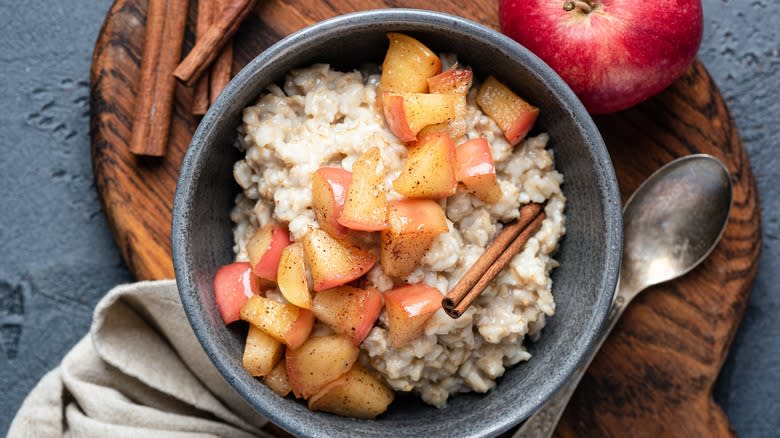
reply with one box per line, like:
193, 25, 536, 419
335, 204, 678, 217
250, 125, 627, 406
8, 280, 273, 438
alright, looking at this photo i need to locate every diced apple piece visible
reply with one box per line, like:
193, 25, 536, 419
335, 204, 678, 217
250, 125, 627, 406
285, 334, 359, 399
240, 295, 314, 349
383, 92, 462, 142
384, 284, 442, 348
312, 286, 383, 345
393, 131, 457, 199
455, 138, 502, 204
381, 32, 441, 94
338, 147, 388, 231
213, 262, 260, 324
263, 361, 292, 397
242, 325, 283, 377
427, 65, 473, 95
302, 229, 377, 291
246, 225, 292, 281
312, 167, 352, 239
380, 200, 448, 278
308, 365, 394, 419
277, 242, 311, 309
475, 76, 539, 145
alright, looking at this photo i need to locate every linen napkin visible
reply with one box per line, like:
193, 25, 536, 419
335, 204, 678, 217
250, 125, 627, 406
7, 280, 273, 438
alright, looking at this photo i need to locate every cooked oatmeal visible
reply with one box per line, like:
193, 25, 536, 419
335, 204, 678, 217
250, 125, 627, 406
230, 63, 566, 407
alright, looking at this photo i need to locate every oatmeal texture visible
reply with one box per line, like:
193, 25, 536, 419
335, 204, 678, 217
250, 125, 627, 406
231, 64, 566, 407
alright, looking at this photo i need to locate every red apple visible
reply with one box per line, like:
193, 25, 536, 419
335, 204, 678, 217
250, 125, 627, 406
499, 0, 702, 114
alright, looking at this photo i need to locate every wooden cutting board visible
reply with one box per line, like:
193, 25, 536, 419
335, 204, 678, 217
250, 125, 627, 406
90, 1, 760, 436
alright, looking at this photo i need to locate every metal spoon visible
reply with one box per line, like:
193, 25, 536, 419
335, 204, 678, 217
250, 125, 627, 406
514, 154, 732, 438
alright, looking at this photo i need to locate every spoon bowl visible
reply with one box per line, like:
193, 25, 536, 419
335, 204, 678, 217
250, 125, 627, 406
620, 154, 733, 295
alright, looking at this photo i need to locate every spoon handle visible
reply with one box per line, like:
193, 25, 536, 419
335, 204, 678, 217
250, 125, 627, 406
512, 285, 634, 438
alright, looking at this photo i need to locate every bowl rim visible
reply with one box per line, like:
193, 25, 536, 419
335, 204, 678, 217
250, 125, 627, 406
173, 8, 622, 437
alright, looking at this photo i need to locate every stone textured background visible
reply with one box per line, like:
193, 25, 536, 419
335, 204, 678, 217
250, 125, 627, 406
0, 0, 777, 435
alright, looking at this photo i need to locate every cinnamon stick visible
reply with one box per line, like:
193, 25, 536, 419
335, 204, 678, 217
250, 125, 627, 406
209, 0, 234, 105
129, 0, 189, 156
192, 0, 213, 116
174, 0, 256, 86
443, 204, 546, 318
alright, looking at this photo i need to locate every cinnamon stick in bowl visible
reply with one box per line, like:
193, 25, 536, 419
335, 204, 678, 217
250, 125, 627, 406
443, 203, 546, 318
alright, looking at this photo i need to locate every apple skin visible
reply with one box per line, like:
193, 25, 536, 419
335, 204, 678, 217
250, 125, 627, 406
499, 0, 702, 114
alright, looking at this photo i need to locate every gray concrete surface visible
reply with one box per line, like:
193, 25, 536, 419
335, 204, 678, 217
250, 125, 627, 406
0, 0, 777, 435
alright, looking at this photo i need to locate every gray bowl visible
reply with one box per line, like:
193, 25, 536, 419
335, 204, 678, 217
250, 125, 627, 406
173, 9, 621, 438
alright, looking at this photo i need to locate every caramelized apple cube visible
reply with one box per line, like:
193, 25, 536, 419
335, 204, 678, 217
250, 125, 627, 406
455, 137, 502, 204
263, 361, 292, 397
242, 325, 283, 377
312, 167, 352, 239
277, 242, 312, 309
383, 92, 462, 142
239, 295, 314, 349
212, 262, 260, 324
246, 224, 292, 281
338, 147, 388, 231
393, 131, 458, 199
286, 334, 359, 399
312, 286, 383, 345
308, 365, 394, 419
475, 76, 539, 145
380, 200, 448, 278
380, 32, 441, 94
384, 283, 442, 347
427, 65, 473, 95
302, 229, 377, 291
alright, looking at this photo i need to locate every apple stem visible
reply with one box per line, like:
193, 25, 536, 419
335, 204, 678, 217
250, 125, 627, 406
563, 0, 594, 13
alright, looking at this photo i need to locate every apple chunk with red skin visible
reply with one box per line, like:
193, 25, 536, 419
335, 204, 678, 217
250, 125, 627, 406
308, 364, 394, 419
475, 76, 539, 146
242, 325, 283, 377
381, 32, 441, 94
239, 295, 314, 349
383, 92, 463, 142
285, 334, 359, 399
338, 147, 388, 231
384, 283, 443, 348
246, 224, 291, 281
311, 167, 351, 239
312, 286, 383, 345
212, 262, 260, 324
277, 242, 312, 309
380, 200, 448, 278
455, 137, 502, 204
393, 131, 458, 199
302, 229, 377, 291
427, 65, 473, 95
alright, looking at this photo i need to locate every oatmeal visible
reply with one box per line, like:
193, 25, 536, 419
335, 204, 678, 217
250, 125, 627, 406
230, 63, 565, 407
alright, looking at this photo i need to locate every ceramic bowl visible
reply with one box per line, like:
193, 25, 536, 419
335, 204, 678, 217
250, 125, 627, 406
173, 9, 621, 437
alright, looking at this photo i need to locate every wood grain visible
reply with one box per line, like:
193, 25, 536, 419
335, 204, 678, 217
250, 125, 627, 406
89, 1, 760, 436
